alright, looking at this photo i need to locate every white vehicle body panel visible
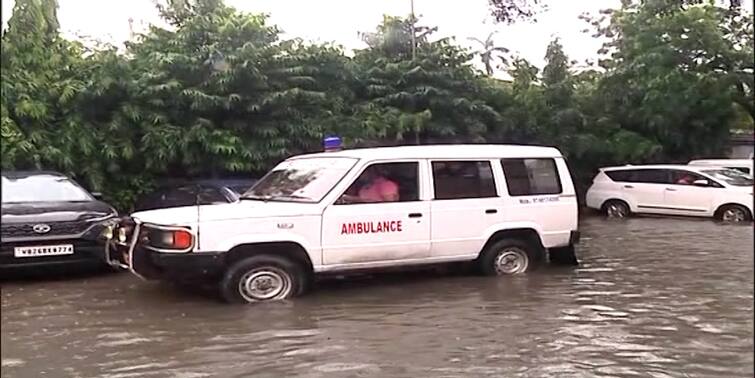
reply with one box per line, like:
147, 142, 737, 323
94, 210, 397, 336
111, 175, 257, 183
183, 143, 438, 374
321, 201, 432, 264
429, 158, 505, 258
498, 157, 577, 248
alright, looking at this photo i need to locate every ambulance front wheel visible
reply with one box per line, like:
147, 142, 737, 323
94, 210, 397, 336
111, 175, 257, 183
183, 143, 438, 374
220, 255, 307, 303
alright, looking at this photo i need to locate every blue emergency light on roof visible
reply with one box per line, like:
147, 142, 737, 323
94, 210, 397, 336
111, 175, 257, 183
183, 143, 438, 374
323, 135, 342, 152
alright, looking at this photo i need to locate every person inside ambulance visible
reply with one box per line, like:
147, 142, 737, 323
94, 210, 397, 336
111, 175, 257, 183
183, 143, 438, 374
340, 165, 399, 203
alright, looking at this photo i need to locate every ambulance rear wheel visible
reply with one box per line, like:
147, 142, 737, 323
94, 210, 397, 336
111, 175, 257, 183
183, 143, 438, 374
220, 255, 306, 303
479, 238, 540, 276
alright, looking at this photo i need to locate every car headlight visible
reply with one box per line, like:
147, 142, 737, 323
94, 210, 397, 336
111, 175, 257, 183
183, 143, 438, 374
142, 226, 194, 252
117, 226, 129, 243
97, 216, 120, 240
100, 217, 135, 244
100, 224, 115, 240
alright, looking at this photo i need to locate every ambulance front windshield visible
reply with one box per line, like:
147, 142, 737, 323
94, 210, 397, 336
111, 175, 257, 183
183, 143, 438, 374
241, 157, 358, 203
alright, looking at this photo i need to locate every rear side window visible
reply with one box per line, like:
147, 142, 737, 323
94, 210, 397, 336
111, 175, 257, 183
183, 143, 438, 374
198, 186, 229, 204
165, 186, 200, 207
605, 169, 670, 184
605, 170, 632, 182
432, 161, 497, 200
135, 185, 196, 211
501, 158, 562, 196
632, 169, 670, 184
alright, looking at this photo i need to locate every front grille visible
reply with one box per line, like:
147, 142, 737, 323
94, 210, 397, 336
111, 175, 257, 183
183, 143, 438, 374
1, 221, 92, 238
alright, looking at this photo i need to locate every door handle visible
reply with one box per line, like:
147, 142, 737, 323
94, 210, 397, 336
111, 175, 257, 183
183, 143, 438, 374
485, 209, 498, 214
624, 185, 634, 189
408, 213, 423, 218
665, 188, 677, 192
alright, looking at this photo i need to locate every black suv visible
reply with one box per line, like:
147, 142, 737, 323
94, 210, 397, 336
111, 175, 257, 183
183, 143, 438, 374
132, 178, 257, 212
1, 171, 118, 269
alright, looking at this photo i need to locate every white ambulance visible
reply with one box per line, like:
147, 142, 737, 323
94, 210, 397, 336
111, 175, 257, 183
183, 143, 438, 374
106, 145, 581, 303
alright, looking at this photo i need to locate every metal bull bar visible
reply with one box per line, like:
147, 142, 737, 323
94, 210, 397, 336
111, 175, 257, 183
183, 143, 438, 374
103, 218, 147, 279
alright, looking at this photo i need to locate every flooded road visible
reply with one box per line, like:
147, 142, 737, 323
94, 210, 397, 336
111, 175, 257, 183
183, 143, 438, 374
2, 217, 753, 378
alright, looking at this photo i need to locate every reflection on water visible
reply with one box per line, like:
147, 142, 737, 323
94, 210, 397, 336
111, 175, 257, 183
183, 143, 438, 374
2, 217, 753, 377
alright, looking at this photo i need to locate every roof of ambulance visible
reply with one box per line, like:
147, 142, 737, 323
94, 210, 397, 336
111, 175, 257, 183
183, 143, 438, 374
293, 144, 563, 160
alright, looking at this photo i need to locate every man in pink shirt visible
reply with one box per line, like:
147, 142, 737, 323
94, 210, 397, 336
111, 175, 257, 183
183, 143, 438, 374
341, 166, 399, 203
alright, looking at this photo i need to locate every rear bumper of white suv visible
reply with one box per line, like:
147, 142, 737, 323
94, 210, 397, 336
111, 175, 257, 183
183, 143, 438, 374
584, 189, 604, 210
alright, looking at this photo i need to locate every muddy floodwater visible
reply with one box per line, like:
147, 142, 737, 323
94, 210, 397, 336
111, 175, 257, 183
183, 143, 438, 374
1, 217, 753, 377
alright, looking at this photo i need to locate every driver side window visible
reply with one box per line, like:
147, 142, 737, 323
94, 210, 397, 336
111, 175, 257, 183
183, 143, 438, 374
337, 162, 419, 204
670, 170, 722, 188
671, 170, 705, 185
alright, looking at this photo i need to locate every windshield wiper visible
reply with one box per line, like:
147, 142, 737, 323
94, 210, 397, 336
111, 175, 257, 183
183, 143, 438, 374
274, 194, 311, 201
240, 194, 272, 202
240, 194, 312, 202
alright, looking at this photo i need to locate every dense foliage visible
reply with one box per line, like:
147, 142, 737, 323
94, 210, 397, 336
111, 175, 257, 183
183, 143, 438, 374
2, 0, 752, 209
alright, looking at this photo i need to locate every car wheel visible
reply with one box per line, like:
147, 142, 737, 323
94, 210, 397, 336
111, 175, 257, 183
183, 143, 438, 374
220, 255, 306, 303
718, 204, 752, 223
603, 200, 630, 219
479, 238, 540, 276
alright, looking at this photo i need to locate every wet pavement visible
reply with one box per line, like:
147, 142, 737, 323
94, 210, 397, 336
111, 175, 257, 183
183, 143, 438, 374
1, 216, 753, 378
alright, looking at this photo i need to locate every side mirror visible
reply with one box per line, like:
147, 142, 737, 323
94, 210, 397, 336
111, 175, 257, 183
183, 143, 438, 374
92, 192, 103, 199
692, 179, 710, 187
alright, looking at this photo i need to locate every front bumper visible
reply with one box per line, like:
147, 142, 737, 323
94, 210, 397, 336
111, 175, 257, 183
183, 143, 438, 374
569, 230, 580, 245
0, 239, 107, 269
105, 219, 224, 282
1, 218, 117, 270
546, 230, 580, 266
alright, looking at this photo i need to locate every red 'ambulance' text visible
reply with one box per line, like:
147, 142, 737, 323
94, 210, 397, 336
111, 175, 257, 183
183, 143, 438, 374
341, 221, 402, 235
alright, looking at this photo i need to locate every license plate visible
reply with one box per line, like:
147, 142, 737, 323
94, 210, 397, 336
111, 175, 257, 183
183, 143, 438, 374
14, 245, 74, 258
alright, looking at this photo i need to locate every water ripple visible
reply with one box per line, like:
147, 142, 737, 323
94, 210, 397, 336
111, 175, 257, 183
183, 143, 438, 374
2, 217, 753, 377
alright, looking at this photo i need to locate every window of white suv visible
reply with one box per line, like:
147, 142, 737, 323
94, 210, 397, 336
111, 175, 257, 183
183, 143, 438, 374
701, 169, 753, 187
501, 158, 562, 196
670, 170, 710, 186
432, 161, 497, 199
605, 169, 670, 184
337, 162, 419, 204
242, 157, 357, 203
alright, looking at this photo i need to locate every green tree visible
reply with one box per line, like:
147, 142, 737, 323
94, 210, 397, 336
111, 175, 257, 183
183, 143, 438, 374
592, 0, 750, 159
542, 38, 573, 109
468, 31, 510, 76
358, 15, 437, 61
1, 0, 88, 174
353, 16, 503, 145
502, 58, 546, 141
488, 0, 544, 24
154, 0, 224, 26
130, 2, 353, 176
489, 0, 742, 24
4, 0, 750, 210
504, 40, 661, 195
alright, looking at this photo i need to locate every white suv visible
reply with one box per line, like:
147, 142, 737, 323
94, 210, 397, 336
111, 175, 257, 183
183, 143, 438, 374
688, 159, 753, 176
106, 145, 581, 303
586, 165, 753, 222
